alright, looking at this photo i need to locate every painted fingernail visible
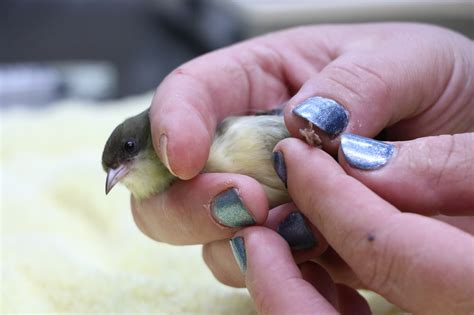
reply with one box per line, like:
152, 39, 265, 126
277, 211, 317, 250
211, 189, 255, 227
272, 151, 287, 187
292, 96, 349, 137
230, 236, 247, 273
341, 134, 395, 170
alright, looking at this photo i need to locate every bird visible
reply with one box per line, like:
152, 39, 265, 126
101, 108, 294, 207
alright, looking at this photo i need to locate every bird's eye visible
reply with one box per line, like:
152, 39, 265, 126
123, 139, 137, 154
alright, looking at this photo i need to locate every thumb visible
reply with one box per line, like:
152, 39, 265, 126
284, 24, 472, 153
339, 132, 474, 216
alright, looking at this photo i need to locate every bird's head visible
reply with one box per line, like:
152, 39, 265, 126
102, 109, 176, 200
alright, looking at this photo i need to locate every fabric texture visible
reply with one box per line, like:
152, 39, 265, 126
1, 94, 400, 314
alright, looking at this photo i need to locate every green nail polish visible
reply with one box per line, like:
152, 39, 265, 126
230, 236, 247, 273
211, 189, 255, 227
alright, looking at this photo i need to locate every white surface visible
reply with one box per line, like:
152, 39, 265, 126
1, 94, 403, 313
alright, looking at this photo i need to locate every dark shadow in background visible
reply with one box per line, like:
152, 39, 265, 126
1, 0, 472, 104
0, 0, 209, 99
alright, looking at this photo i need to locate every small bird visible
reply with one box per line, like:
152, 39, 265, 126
102, 108, 292, 207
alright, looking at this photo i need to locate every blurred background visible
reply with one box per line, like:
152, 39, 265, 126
1, 0, 473, 107
0, 1, 473, 313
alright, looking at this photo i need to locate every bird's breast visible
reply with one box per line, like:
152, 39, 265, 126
204, 115, 291, 207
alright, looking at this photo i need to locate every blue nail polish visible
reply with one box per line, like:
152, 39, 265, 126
341, 134, 395, 170
272, 151, 287, 187
292, 96, 349, 137
277, 211, 317, 250
230, 236, 247, 273
211, 189, 255, 227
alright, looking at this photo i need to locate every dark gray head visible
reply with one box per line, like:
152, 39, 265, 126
102, 109, 152, 194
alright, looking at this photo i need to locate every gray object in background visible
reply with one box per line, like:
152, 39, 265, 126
1, 0, 472, 106
0, 0, 202, 102
155, 0, 474, 49
0, 65, 63, 107
0, 62, 118, 107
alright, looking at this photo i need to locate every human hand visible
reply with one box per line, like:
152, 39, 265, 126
130, 23, 473, 296
229, 227, 372, 315
241, 136, 472, 314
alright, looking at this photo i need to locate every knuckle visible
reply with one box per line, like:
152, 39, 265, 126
353, 61, 391, 102
436, 134, 474, 185
326, 60, 391, 107
432, 135, 457, 185
235, 43, 292, 104
404, 138, 443, 186
408, 134, 473, 205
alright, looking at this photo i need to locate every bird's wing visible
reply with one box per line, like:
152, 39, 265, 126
205, 115, 290, 207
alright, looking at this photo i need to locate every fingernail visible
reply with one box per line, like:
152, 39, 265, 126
230, 236, 247, 273
211, 189, 255, 227
272, 151, 287, 187
159, 134, 177, 176
292, 96, 349, 137
341, 134, 395, 170
277, 211, 317, 251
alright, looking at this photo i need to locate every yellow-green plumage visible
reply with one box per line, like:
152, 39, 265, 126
206, 115, 290, 207
102, 110, 290, 206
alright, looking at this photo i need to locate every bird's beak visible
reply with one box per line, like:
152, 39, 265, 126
106, 164, 130, 195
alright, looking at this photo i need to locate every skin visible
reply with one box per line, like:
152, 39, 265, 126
102, 109, 177, 200
131, 23, 474, 313
102, 111, 291, 206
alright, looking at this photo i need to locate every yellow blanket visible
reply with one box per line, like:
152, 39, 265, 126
1, 94, 401, 314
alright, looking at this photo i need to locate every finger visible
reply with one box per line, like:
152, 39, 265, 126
299, 262, 338, 308
149, 27, 330, 179
276, 138, 474, 314
234, 227, 339, 314
315, 247, 363, 288
435, 215, 474, 235
317, 212, 474, 289
338, 133, 474, 215
315, 214, 474, 289
284, 23, 473, 152
335, 284, 371, 315
203, 204, 328, 288
300, 262, 371, 315
264, 203, 328, 260
131, 173, 268, 245
202, 238, 244, 288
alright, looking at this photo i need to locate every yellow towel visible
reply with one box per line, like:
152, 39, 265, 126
1, 94, 402, 314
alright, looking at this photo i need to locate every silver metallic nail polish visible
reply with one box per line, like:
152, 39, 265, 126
230, 236, 247, 273
341, 134, 395, 170
292, 96, 349, 137
211, 189, 255, 227
277, 211, 317, 250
